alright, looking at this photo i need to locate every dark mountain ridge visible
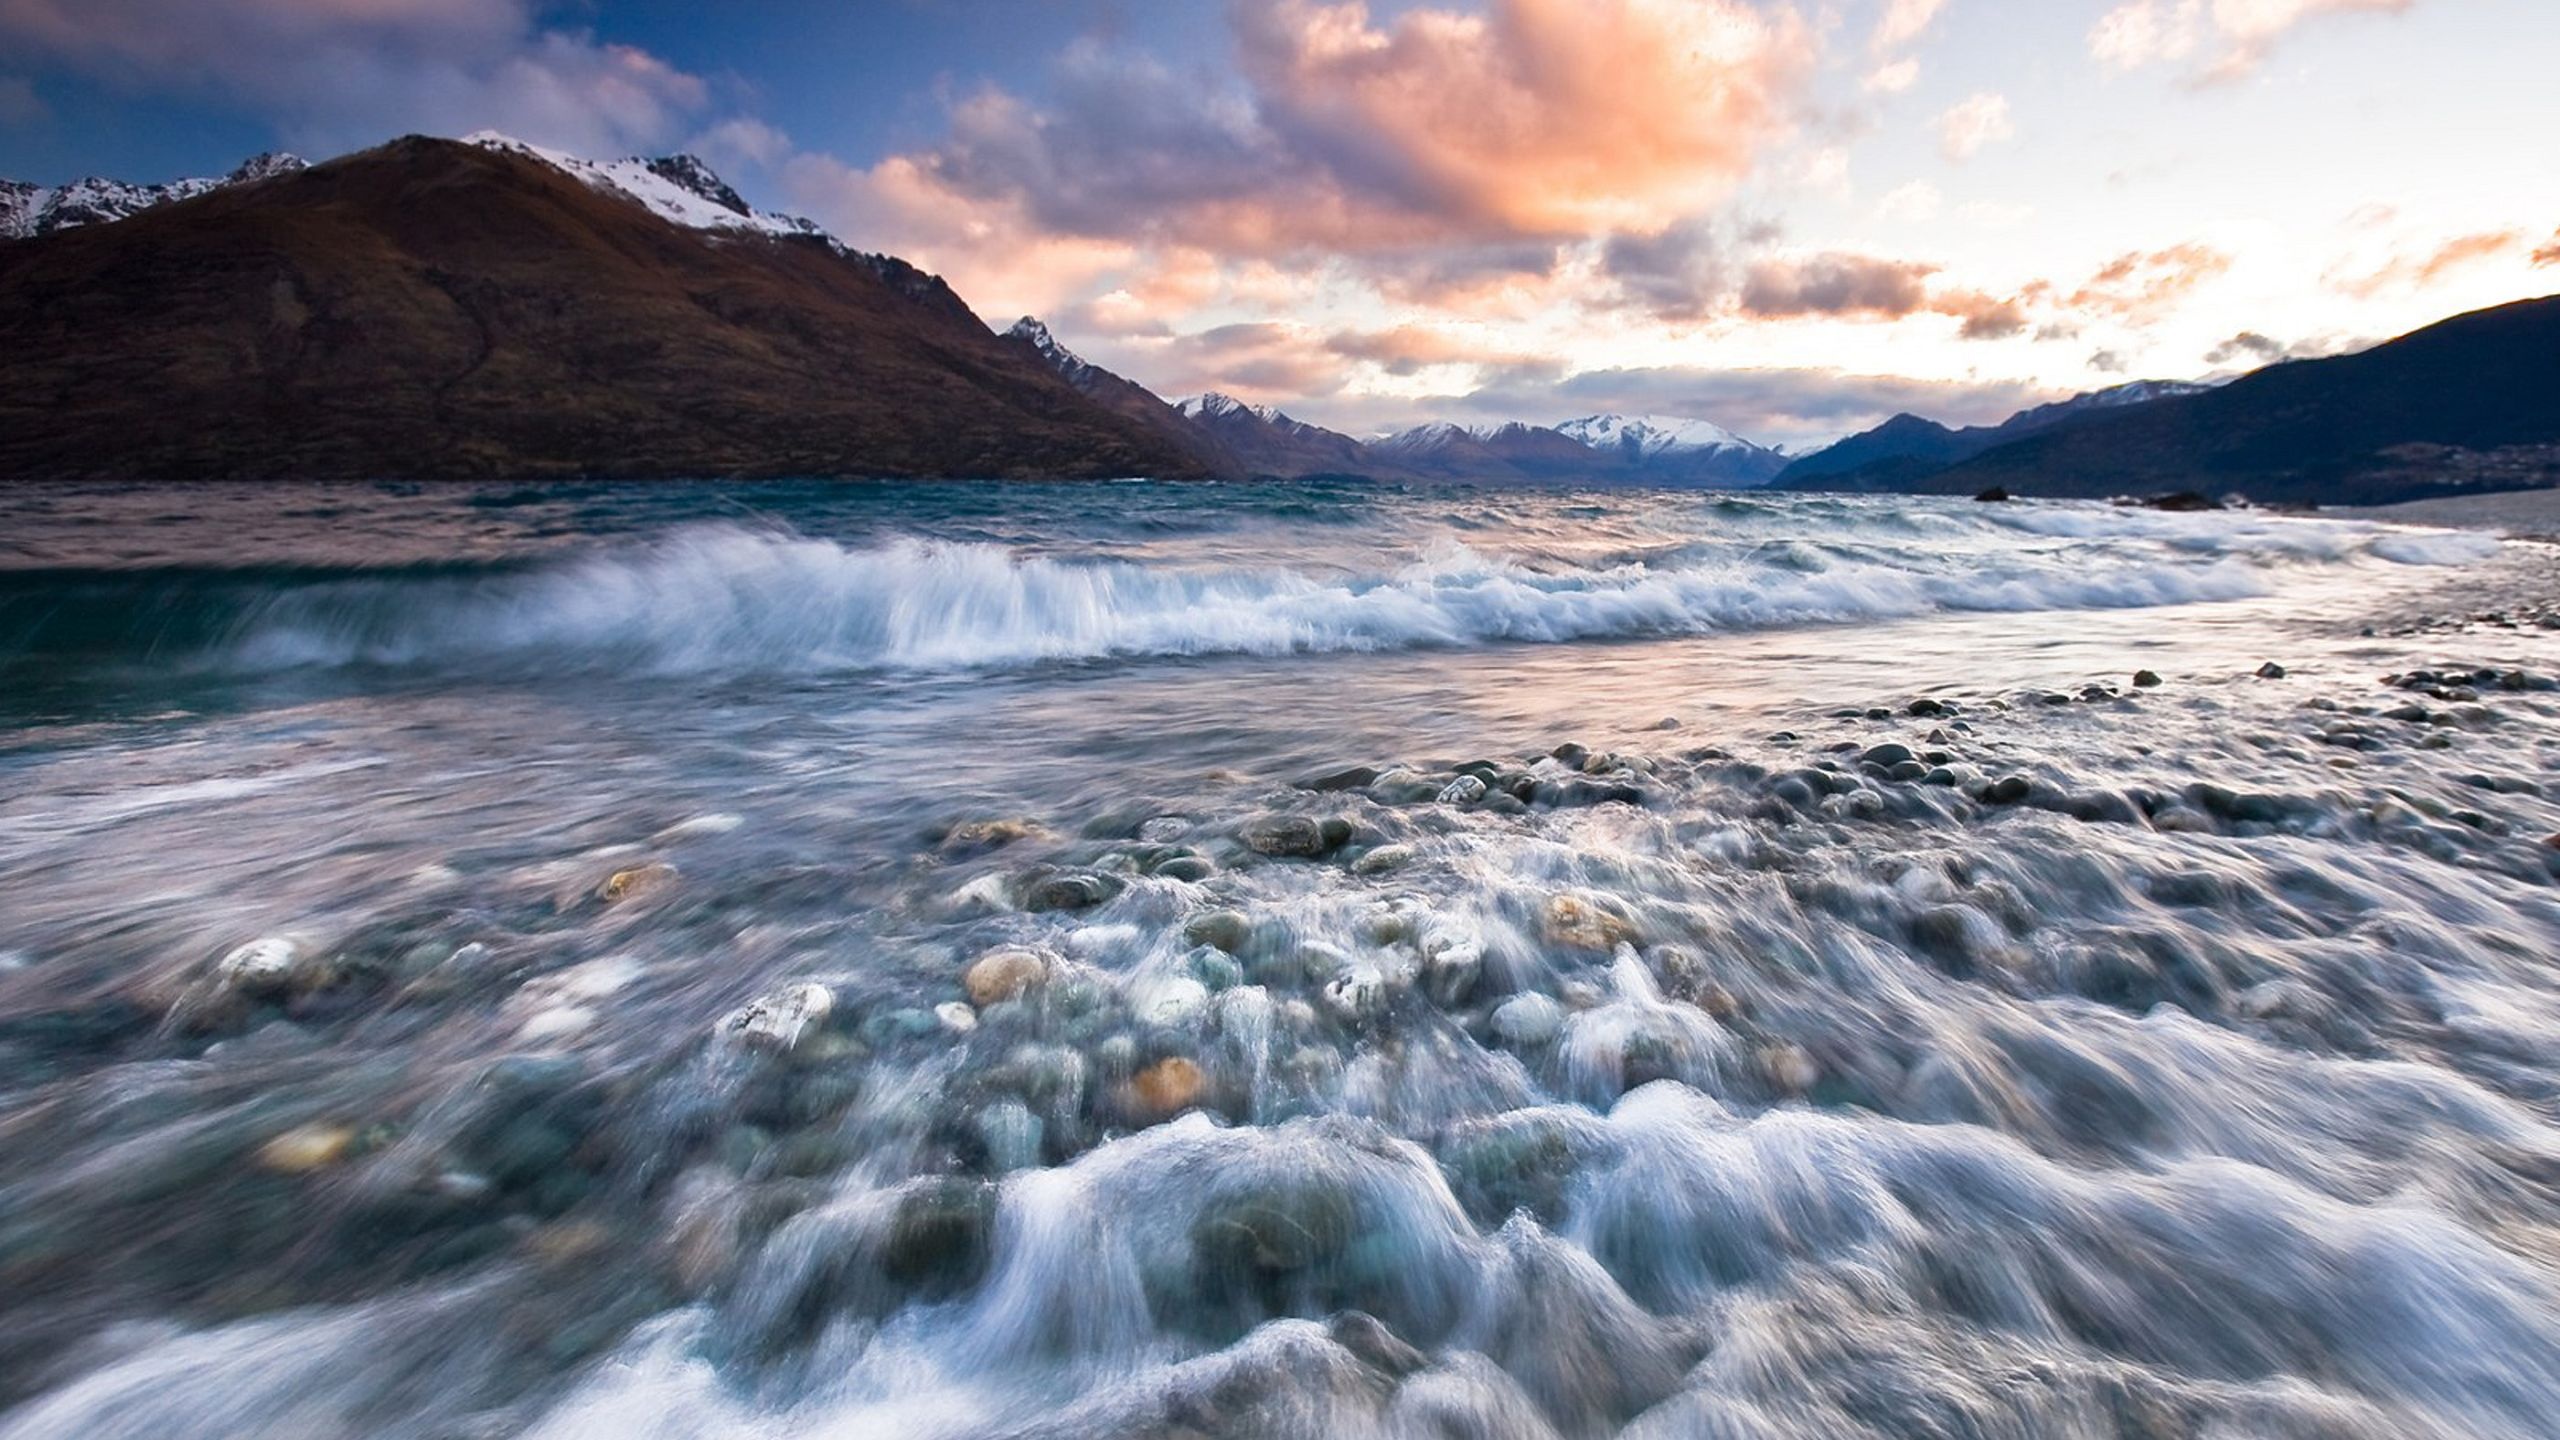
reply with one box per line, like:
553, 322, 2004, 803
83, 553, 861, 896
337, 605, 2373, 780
0, 137, 1214, 481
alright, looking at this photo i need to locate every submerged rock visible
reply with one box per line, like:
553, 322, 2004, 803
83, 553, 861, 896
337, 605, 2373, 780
215, 936, 322, 998
726, 982, 836, 1054
597, 862, 677, 904
1132, 1056, 1207, 1117
963, 947, 1053, 1006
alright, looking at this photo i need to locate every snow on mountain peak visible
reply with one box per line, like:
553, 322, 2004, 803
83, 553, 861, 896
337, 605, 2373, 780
0, 151, 302, 240
1177, 393, 1280, 424
1554, 413, 1759, 456
463, 132, 832, 244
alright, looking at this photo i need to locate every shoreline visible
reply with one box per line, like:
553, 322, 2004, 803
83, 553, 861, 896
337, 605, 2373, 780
2331, 485, 2560, 537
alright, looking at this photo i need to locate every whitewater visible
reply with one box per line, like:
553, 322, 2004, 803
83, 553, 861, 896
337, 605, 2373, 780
0, 478, 2555, 1440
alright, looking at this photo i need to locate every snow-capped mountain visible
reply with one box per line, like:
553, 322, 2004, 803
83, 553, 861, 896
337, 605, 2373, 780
462, 132, 830, 243
1174, 393, 1373, 475
1554, 413, 1760, 457
1, 152, 306, 240
2000, 378, 2215, 432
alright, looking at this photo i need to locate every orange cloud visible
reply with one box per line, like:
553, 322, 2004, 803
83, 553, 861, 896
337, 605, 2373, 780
2068, 242, 2232, 320
2327, 229, 2523, 298
2535, 229, 2560, 268
1236, 0, 1808, 240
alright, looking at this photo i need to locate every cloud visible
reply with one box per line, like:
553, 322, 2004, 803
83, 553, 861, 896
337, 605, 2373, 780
1739, 251, 1937, 318
1934, 289, 2031, 339
688, 116, 791, 172
2325, 229, 2523, 298
1325, 323, 1541, 376
2202, 328, 2369, 368
1936, 92, 2012, 161
1870, 0, 1948, 52
0, 0, 717, 155
2203, 330, 2285, 365
2068, 241, 2231, 319
1862, 58, 1920, 93
2089, 0, 2412, 83
827, 0, 1811, 269
2536, 229, 2560, 268
2087, 348, 2128, 372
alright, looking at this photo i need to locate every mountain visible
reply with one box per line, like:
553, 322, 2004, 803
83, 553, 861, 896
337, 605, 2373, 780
1001, 317, 1240, 477
1373, 420, 1598, 480
1552, 413, 1788, 486
1922, 296, 2560, 504
1174, 393, 1379, 477
0, 136, 1213, 481
1, 151, 306, 239
1775, 377, 2217, 491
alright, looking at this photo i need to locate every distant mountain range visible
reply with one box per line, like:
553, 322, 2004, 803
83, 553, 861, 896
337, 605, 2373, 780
1773, 378, 2217, 490
2, 134, 2552, 500
1775, 308, 2560, 505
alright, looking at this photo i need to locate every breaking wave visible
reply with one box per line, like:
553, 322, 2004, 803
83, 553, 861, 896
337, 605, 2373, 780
0, 511, 2489, 679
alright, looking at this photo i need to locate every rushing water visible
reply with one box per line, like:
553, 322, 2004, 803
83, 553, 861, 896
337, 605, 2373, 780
1, 479, 2557, 1439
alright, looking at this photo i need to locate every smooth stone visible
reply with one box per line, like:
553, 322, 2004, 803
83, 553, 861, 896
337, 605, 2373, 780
1985, 776, 2032, 805
963, 947, 1052, 1006
216, 937, 316, 998
2257, 662, 2288, 679
1351, 844, 1417, 876
1861, 743, 1916, 768
1242, 815, 1334, 857
1544, 893, 1638, 951
2133, 669, 2163, 687
728, 982, 835, 1053
1019, 871, 1121, 912
1492, 993, 1566, 1048
598, 862, 677, 904
1437, 775, 1488, 805
1153, 855, 1216, 883
1132, 1056, 1206, 1116
935, 1001, 979, 1034
1137, 816, 1192, 843
256, 1122, 356, 1174
1298, 765, 1382, 793
1182, 910, 1252, 954
973, 1099, 1044, 1173
1136, 976, 1212, 1026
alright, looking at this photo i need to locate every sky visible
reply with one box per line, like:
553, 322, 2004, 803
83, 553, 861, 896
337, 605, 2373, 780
2, 0, 2554, 449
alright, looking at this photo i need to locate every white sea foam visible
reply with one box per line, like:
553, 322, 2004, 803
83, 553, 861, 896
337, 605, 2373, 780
209, 508, 2482, 677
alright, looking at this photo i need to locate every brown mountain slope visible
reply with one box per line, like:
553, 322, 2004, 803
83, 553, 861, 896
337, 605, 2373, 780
0, 136, 1213, 481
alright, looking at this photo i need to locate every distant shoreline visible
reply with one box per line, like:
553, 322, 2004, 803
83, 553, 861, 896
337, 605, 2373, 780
2334, 486, 2560, 538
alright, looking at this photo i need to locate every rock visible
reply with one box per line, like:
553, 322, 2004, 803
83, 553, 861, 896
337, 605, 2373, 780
1544, 893, 1638, 951
1985, 776, 2032, 805
2132, 669, 2162, 687
1861, 743, 1916, 768
1019, 870, 1121, 912
883, 1178, 997, 1295
935, 1001, 979, 1034
1298, 765, 1382, 793
1973, 487, 2011, 502
598, 862, 677, 904
939, 818, 1043, 855
1761, 1045, 1819, 1095
1136, 976, 1213, 1026
1153, 854, 1216, 883
216, 936, 319, 998
1906, 699, 1949, 718
727, 982, 836, 1054
964, 947, 1052, 1006
973, 1099, 1044, 1173
1350, 844, 1416, 876
1329, 1310, 1428, 1377
1182, 910, 1252, 953
1132, 1056, 1206, 1116
1437, 774, 1489, 805
2142, 490, 2221, 512
1242, 814, 1336, 857
256, 1122, 356, 1174
1422, 938, 1484, 1007
2256, 662, 2287, 680
1492, 993, 1566, 1048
